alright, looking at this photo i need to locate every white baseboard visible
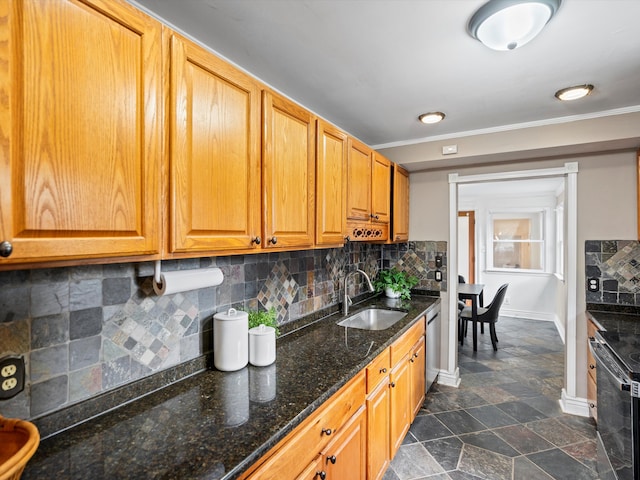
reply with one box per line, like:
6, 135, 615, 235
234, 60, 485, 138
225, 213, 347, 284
500, 308, 555, 322
437, 368, 461, 388
554, 314, 566, 344
560, 388, 591, 417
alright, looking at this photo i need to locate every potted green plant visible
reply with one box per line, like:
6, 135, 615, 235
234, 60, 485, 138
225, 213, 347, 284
373, 268, 419, 300
245, 307, 280, 336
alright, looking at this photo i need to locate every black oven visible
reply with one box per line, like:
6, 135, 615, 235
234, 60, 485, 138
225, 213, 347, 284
590, 331, 640, 480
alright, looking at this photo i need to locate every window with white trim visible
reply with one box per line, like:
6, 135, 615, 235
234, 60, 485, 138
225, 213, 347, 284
488, 211, 545, 271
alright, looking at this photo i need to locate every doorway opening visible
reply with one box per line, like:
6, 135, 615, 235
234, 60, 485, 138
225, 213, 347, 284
445, 163, 585, 416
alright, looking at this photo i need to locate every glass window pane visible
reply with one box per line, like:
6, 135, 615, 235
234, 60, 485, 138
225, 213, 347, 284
493, 241, 543, 269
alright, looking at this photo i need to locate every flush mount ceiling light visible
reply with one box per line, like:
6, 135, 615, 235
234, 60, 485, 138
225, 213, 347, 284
418, 112, 445, 124
468, 0, 562, 51
554, 84, 594, 101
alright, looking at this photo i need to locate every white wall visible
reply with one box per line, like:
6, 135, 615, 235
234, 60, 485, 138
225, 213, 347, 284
459, 186, 560, 322
407, 150, 637, 398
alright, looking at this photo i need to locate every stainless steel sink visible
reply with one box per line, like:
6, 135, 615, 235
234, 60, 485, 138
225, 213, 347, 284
337, 308, 407, 331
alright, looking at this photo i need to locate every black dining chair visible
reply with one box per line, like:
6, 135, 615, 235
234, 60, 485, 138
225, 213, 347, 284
459, 283, 508, 351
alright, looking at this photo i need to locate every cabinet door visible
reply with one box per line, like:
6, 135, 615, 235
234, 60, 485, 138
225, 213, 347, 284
389, 356, 411, 457
391, 164, 409, 242
323, 406, 366, 480
0, 0, 161, 267
169, 33, 261, 254
367, 380, 391, 480
316, 120, 347, 246
371, 153, 391, 224
409, 336, 426, 420
346, 138, 372, 221
262, 91, 315, 249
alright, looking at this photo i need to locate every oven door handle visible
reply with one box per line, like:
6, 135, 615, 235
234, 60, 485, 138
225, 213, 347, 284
589, 339, 631, 392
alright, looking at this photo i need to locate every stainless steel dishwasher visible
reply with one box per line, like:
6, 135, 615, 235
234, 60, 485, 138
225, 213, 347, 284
425, 301, 441, 392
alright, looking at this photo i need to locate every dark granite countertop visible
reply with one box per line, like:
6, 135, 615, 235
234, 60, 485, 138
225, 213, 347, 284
586, 306, 640, 335
23, 294, 439, 480
586, 305, 640, 380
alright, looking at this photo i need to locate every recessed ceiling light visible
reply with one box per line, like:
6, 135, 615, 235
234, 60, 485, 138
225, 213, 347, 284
418, 112, 445, 124
554, 84, 594, 101
468, 0, 562, 51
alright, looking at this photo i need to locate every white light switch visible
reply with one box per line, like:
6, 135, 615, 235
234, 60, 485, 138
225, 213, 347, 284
442, 145, 458, 155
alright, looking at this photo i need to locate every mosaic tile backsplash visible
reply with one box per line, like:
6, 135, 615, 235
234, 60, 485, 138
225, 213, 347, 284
585, 240, 640, 305
0, 241, 446, 423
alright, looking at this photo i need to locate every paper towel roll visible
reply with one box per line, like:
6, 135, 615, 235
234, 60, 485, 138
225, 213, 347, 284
153, 267, 224, 296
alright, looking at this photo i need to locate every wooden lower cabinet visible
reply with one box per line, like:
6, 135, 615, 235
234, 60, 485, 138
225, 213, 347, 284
410, 336, 426, 418
321, 406, 367, 479
366, 356, 391, 480
244, 373, 365, 480
244, 318, 427, 480
587, 317, 598, 422
390, 355, 411, 457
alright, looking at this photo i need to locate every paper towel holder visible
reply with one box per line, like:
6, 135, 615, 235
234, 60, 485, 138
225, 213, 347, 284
152, 260, 224, 296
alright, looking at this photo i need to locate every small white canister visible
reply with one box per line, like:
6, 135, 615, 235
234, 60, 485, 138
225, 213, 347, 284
214, 308, 248, 371
248, 324, 276, 367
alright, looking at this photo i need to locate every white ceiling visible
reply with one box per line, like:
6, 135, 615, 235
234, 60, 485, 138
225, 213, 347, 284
131, 0, 640, 154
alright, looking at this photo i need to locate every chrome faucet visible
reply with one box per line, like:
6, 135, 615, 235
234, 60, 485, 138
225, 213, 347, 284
342, 269, 375, 315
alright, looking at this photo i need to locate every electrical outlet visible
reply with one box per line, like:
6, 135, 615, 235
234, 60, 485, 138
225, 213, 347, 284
0, 356, 25, 400
435, 270, 442, 282
588, 278, 600, 292
2, 378, 17, 391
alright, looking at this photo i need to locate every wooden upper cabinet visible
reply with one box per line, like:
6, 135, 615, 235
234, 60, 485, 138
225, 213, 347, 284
347, 138, 373, 222
371, 153, 391, 224
262, 91, 315, 249
168, 33, 261, 254
316, 119, 347, 246
0, 0, 162, 268
391, 164, 409, 243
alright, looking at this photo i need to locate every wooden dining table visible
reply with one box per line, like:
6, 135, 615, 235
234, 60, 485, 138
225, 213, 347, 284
458, 283, 484, 351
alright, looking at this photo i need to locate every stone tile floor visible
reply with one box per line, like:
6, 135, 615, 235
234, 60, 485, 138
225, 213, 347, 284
384, 316, 599, 480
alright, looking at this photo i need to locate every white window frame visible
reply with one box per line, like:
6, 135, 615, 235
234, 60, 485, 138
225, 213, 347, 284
486, 208, 550, 273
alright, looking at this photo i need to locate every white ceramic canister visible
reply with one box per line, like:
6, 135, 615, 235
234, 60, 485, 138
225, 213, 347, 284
213, 308, 249, 371
248, 324, 276, 367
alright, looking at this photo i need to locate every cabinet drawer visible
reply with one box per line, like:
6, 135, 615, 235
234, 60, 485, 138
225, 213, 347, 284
247, 372, 365, 480
366, 348, 391, 393
390, 317, 425, 366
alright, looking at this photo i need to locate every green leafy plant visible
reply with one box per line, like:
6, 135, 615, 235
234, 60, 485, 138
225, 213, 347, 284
373, 268, 419, 300
245, 307, 280, 336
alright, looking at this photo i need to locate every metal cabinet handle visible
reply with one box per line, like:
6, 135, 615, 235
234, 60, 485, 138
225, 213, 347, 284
379, 368, 387, 374
327, 455, 336, 465
251, 236, 261, 245
345, 235, 350, 242
370, 213, 379, 220
589, 402, 596, 408
414, 352, 419, 358
321, 428, 332, 436
410, 357, 415, 363
589, 363, 596, 370
390, 382, 396, 388
0, 241, 12, 258
316, 472, 326, 480
269, 236, 277, 245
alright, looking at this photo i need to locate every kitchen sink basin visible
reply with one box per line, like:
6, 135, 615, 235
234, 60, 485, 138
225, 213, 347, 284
337, 308, 407, 331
